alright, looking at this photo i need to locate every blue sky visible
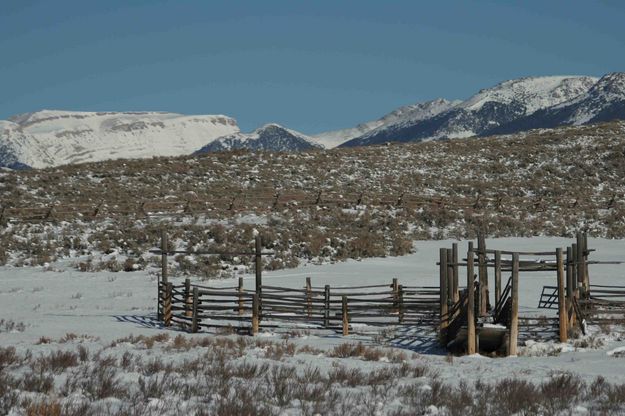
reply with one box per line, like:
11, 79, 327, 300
1, 1, 624, 133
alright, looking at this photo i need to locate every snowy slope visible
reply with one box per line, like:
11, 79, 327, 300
0, 110, 239, 168
487, 72, 625, 135
312, 98, 460, 148
195, 123, 323, 153
342, 76, 598, 147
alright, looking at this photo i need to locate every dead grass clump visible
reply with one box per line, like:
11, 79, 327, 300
540, 372, 584, 414
0, 319, 26, 333
0, 346, 19, 370
35, 350, 79, 373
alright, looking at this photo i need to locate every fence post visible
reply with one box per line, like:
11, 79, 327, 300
392, 278, 399, 314
572, 243, 579, 296
576, 233, 585, 294
477, 233, 488, 316
467, 247, 476, 354
398, 285, 404, 323
452, 243, 459, 302
252, 294, 259, 335
556, 248, 568, 342
508, 253, 519, 356
494, 250, 502, 307
583, 232, 590, 290
306, 277, 312, 318
255, 234, 262, 320
238, 277, 244, 316
566, 246, 573, 300
439, 248, 448, 345
446, 249, 454, 309
191, 287, 199, 333
159, 229, 168, 320
164, 282, 173, 327
342, 296, 349, 336
185, 278, 192, 318
324, 285, 330, 327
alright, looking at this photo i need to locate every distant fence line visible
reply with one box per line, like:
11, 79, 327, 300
1, 188, 623, 223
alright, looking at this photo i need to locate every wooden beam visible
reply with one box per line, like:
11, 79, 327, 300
255, 234, 262, 320
452, 243, 459, 303
557, 248, 568, 342
467, 247, 476, 355
477, 233, 488, 316
342, 296, 349, 336
508, 253, 519, 356
439, 248, 449, 345
191, 287, 199, 333
494, 250, 502, 306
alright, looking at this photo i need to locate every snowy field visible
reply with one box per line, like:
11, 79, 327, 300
1, 237, 625, 415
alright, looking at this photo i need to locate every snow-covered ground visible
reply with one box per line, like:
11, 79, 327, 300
1, 237, 625, 414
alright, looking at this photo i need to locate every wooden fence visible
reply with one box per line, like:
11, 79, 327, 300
440, 232, 625, 355
158, 277, 440, 336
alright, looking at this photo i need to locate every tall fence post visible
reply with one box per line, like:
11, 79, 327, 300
392, 278, 399, 314
305, 277, 312, 318
238, 277, 244, 316
252, 294, 259, 335
185, 278, 192, 318
191, 287, 199, 333
583, 232, 590, 291
576, 233, 585, 295
556, 248, 568, 342
467, 247, 476, 354
342, 296, 349, 336
572, 243, 579, 296
158, 229, 168, 320
494, 250, 502, 306
398, 285, 404, 323
508, 253, 519, 356
324, 285, 330, 328
566, 246, 573, 300
439, 248, 449, 345
477, 233, 488, 316
255, 234, 262, 320
452, 243, 459, 303
446, 248, 454, 310
163, 282, 173, 327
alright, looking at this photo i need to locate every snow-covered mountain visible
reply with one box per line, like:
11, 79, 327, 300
486, 72, 625, 135
342, 75, 599, 147
0, 110, 239, 168
195, 123, 322, 153
312, 98, 460, 148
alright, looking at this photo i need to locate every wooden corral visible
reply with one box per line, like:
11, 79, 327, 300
155, 231, 440, 336
155, 230, 624, 355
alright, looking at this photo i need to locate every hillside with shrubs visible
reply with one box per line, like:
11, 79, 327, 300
1, 121, 624, 278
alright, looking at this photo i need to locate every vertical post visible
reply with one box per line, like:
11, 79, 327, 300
583, 233, 590, 290
164, 282, 173, 327
576, 233, 585, 292
252, 294, 259, 335
238, 277, 244, 316
342, 296, 349, 336
255, 234, 262, 319
446, 249, 454, 309
392, 278, 399, 314
452, 243, 459, 302
159, 229, 168, 320
467, 248, 476, 355
439, 248, 448, 344
324, 285, 330, 327
477, 233, 488, 316
566, 246, 573, 300
185, 278, 192, 318
191, 287, 199, 333
572, 243, 579, 295
494, 250, 502, 307
398, 285, 404, 323
556, 248, 568, 342
306, 277, 312, 318
508, 253, 519, 356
